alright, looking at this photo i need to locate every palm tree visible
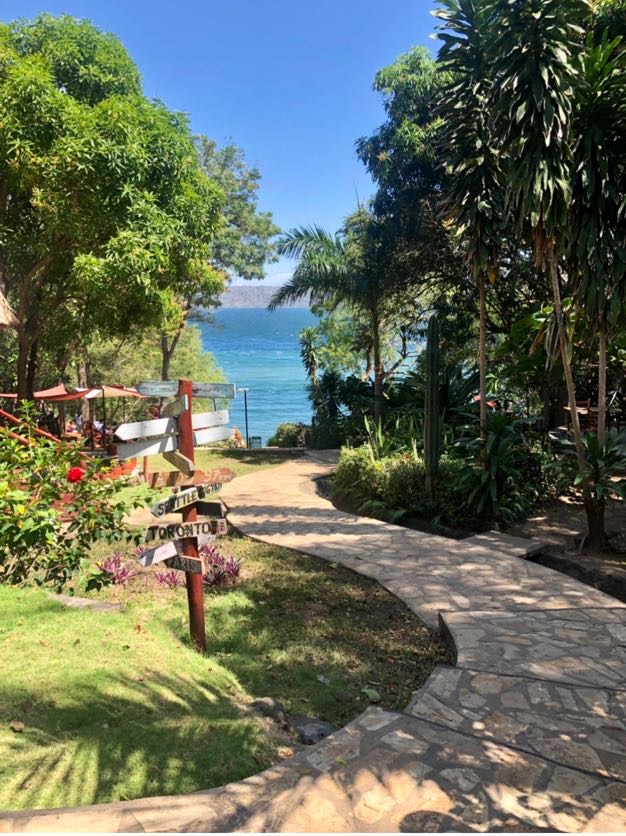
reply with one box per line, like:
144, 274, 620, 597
568, 31, 626, 448
435, 0, 504, 447
486, 0, 620, 549
268, 215, 401, 425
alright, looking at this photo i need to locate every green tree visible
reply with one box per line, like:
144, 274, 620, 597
0, 14, 222, 398
567, 31, 626, 448
485, 0, 626, 548
355, 47, 461, 315
83, 325, 225, 423
435, 0, 504, 445
158, 137, 280, 380
269, 212, 411, 424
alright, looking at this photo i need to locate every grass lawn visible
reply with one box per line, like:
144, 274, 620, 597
0, 535, 450, 812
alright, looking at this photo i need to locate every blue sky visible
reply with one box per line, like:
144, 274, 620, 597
2, 0, 438, 283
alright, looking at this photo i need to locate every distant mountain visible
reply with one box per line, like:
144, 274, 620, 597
218, 285, 309, 309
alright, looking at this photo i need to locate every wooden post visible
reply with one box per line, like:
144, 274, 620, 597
143, 456, 150, 484
177, 378, 206, 652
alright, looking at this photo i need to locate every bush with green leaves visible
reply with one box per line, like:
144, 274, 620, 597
267, 422, 311, 448
332, 415, 570, 531
332, 446, 425, 524
454, 415, 570, 527
0, 412, 138, 587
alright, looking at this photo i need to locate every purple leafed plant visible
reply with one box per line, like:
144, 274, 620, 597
155, 570, 184, 589
98, 551, 136, 586
199, 543, 241, 589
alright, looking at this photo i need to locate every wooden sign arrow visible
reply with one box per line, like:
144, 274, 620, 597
145, 519, 227, 542
161, 395, 189, 418
137, 381, 236, 400
117, 434, 178, 461
117, 424, 231, 461
164, 555, 203, 574
191, 410, 229, 430
196, 500, 226, 518
163, 450, 195, 477
137, 532, 215, 567
115, 416, 177, 441
193, 426, 232, 446
148, 467, 235, 490
151, 485, 207, 517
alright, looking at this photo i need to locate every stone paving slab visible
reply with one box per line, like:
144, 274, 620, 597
442, 608, 626, 688
463, 531, 548, 557
407, 666, 626, 782
2, 453, 626, 832
3, 708, 625, 832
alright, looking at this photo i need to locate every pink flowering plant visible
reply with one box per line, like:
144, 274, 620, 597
200, 543, 241, 589
0, 404, 140, 587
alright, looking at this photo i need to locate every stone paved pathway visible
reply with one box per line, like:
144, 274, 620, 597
2, 453, 625, 832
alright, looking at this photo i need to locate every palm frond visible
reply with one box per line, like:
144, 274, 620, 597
268, 224, 358, 311
276, 225, 345, 260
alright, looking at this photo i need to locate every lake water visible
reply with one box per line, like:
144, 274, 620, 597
196, 308, 317, 444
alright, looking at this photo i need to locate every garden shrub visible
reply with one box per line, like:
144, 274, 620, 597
332, 425, 570, 532
332, 447, 423, 523
267, 422, 311, 448
453, 416, 571, 527
0, 415, 137, 588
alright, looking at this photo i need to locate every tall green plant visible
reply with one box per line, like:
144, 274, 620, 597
567, 31, 626, 458
485, 0, 612, 548
424, 315, 441, 501
269, 212, 408, 425
435, 0, 504, 447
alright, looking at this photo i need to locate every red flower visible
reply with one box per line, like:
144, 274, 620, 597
67, 467, 86, 484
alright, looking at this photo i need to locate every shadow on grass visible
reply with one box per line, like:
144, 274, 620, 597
157, 546, 451, 725
1, 670, 274, 812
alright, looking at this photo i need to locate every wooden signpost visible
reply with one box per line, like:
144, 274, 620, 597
114, 378, 236, 653
138, 533, 215, 567
146, 519, 227, 541
148, 467, 235, 490
137, 381, 236, 400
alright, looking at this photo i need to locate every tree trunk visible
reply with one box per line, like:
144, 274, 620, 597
77, 359, 91, 424
584, 496, 605, 553
372, 316, 384, 426
161, 334, 172, 381
548, 249, 604, 548
598, 314, 607, 448
26, 338, 38, 397
478, 273, 488, 449
161, 322, 185, 382
548, 251, 586, 470
16, 332, 31, 401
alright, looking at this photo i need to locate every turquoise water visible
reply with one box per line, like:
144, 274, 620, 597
196, 308, 317, 444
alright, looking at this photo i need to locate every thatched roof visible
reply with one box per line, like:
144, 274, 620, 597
0, 291, 17, 329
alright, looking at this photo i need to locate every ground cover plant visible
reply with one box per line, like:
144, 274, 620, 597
0, 536, 450, 811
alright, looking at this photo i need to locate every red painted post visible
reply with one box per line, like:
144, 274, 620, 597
176, 379, 206, 652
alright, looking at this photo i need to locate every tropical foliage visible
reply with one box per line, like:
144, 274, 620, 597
274, 0, 626, 549
0, 408, 137, 587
